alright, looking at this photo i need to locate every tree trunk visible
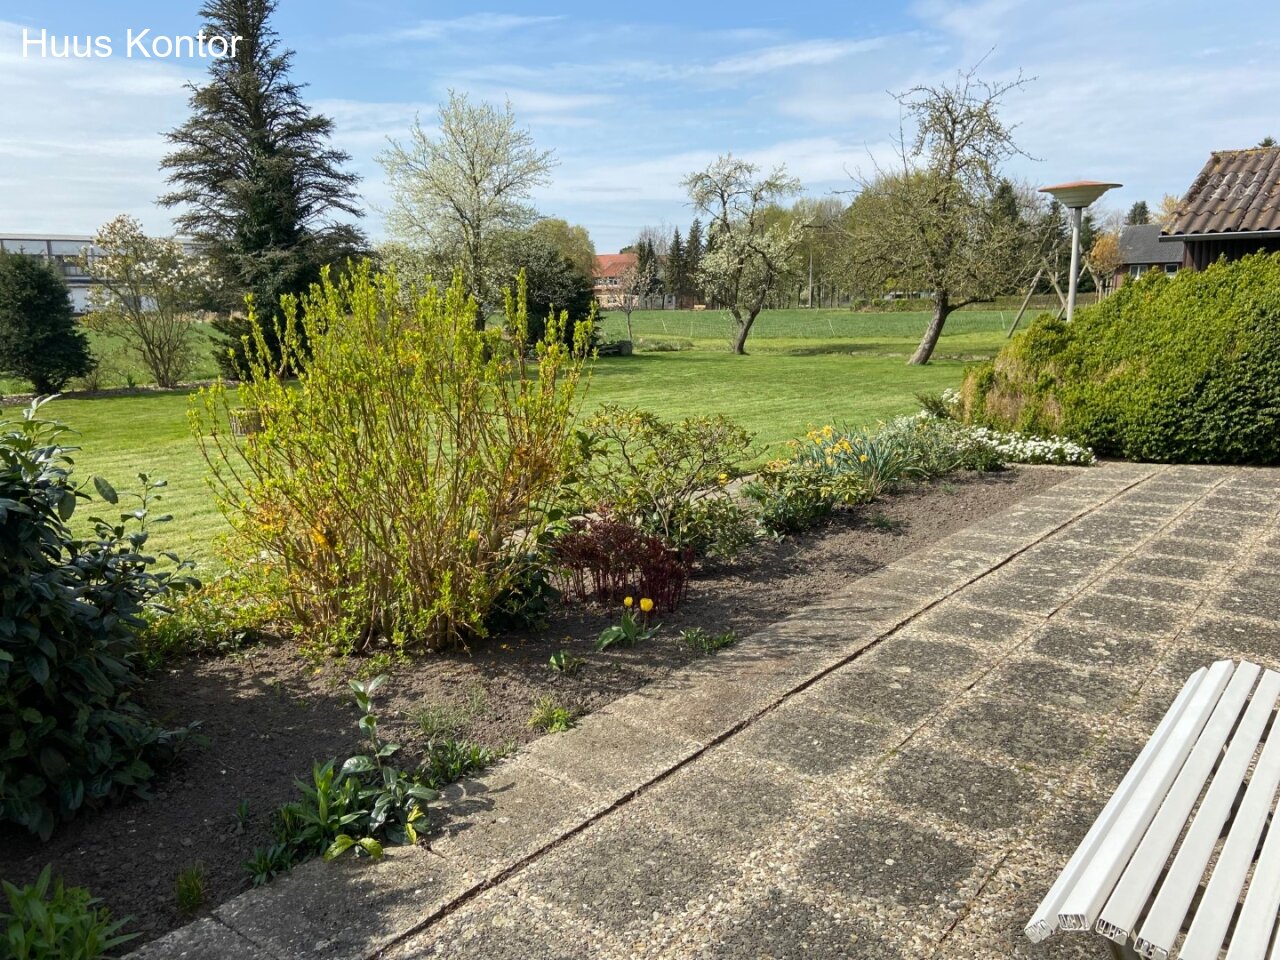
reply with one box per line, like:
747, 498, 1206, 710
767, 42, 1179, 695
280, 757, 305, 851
909, 294, 950, 365
732, 310, 757, 355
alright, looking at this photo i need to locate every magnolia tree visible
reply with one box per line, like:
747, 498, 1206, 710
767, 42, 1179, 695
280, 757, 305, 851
85, 215, 211, 388
683, 156, 802, 354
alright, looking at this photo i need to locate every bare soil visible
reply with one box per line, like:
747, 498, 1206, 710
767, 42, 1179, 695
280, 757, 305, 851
0, 467, 1070, 947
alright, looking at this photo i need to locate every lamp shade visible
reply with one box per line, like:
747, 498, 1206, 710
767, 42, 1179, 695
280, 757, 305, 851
1038, 180, 1122, 208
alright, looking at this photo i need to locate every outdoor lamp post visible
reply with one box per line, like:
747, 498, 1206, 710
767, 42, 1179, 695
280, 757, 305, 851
1038, 180, 1121, 322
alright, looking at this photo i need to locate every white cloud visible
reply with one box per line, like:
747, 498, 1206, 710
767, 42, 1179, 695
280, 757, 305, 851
705, 37, 887, 76
336, 13, 563, 48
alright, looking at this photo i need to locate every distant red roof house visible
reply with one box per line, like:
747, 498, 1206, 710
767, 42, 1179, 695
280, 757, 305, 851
593, 252, 637, 307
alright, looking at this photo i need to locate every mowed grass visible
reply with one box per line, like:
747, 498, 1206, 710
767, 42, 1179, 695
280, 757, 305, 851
8, 308, 1014, 573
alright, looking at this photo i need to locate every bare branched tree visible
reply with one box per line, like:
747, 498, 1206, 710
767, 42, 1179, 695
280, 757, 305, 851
842, 65, 1041, 364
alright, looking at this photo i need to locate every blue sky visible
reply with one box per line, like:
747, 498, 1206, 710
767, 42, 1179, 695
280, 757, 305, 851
3, 1, 1279, 251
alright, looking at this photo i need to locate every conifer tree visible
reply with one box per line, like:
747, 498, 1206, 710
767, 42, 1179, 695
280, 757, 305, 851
160, 0, 365, 375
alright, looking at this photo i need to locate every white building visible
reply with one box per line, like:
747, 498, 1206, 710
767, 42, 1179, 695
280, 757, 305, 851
0, 234, 99, 314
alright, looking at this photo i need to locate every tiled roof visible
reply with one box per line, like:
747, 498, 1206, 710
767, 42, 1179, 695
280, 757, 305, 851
1118, 224, 1183, 265
594, 253, 637, 279
1165, 148, 1280, 237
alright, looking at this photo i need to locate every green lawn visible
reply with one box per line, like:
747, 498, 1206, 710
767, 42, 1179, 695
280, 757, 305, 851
5, 308, 1014, 572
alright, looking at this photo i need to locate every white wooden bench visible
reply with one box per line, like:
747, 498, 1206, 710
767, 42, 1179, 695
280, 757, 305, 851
1028, 659, 1280, 959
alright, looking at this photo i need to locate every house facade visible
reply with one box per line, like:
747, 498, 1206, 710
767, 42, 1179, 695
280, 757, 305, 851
593, 252, 637, 308
1162, 147, 1280, 269
1115, 224, 1184, 287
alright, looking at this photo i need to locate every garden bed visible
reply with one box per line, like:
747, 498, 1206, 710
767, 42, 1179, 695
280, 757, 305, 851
0, 467, 1070, 947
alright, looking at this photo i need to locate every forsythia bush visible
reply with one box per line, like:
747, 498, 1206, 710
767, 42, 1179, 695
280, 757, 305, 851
961, 253, 1280, 464
193, 264, 591, 653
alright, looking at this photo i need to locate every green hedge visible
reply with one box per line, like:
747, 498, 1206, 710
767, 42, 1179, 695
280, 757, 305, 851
961, 252, 1280, 464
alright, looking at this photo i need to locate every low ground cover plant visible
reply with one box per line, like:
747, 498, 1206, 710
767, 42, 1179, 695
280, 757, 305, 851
1, 866, 135, 960
1, 400, 199, 839
193, 265, 591, 655
959, 253, 1280, 464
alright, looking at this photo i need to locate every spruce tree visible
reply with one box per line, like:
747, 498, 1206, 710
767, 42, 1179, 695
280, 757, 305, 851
0, 252, 95, 393
1125, 201, 1151, 225
664, 228, 685, 303
160, 0, 365, 376
685, 219, 704, 301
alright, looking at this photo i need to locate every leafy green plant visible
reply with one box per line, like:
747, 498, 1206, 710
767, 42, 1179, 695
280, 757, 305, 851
232, 799, 250, 832
680, 627, 739, 655
577, 405, 755, 557
1, 865, 135, 960
743, 461, 842, 535
547, 650, 586, 675
421, 739, 506, 790
250, 676, 437, 884
192, 265, 591, 654
485, 552, 562, 632
138, 565, 281, 668
174, 863, 205, 916
0, 400, 201, 839
527, 697, 577, 733
595, 600, 660, 651
243, 843, 295, 888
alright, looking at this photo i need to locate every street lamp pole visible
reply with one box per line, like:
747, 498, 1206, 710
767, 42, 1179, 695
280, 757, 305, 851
1038, 180, 1121, 322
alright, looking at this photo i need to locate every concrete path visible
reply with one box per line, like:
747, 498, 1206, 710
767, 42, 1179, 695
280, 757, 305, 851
134, 463, 1280, 960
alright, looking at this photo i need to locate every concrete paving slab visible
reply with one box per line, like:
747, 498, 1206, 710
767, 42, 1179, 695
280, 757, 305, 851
1029, 620, 1156, 670
944, 694, 1093, 768
518, 712, 701, 796
127, 919, 274, 960
691, 888, 906, 960
911, 603, 1039, 645
721, 699, 892, 778
876, 745, 1040, 833
213, 846, 472, 960
799, 810, 979, 908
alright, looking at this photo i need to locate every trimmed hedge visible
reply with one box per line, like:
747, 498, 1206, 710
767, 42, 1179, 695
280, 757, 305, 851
961, 252, 1280, 464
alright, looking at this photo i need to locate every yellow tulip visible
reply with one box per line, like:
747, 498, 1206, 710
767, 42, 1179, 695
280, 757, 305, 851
624, 596, 634, 608
639, 598, 654, 613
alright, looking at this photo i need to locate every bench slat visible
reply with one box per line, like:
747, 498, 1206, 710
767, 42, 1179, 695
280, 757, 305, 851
1178, 690, 1280, 959
1024, 667, 1209, 943
1056, 660, 1235, 933
1097, 661, 1262, 945
1225, 740, 1280, 959
1134, 668, 1280, 959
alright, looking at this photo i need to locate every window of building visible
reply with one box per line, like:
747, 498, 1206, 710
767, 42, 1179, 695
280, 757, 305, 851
1164, 263, 1179, 274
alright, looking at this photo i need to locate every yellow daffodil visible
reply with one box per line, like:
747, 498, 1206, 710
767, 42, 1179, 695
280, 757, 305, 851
467, 529, 480, 543
624, 596, 634, 608
639, 598, 654, 613
859, 453, 869, 463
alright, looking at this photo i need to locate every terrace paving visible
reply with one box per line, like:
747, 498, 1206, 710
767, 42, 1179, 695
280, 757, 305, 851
129, 463, 1280, 960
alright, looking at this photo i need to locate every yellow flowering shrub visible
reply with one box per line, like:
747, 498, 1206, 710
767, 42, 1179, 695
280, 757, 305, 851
192, 264, 591, 653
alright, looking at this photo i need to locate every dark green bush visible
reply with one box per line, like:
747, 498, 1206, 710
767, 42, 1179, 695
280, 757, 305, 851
0, 401, 199, 839
1, 866, 135, 960
962, 253, 1280, 463
0, 251, 96, 393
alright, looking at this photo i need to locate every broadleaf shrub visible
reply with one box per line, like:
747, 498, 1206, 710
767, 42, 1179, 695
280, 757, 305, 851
960, 253, 1280, 463
578, 406, 756, 558
0, 401, 199, 839
193, 264, 590, 653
